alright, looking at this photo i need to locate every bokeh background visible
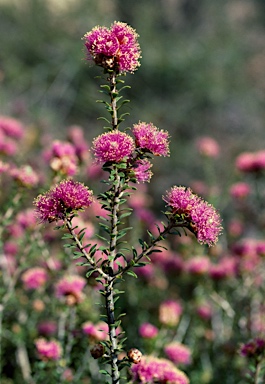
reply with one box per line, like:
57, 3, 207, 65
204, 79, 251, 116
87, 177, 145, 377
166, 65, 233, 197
2, 2, 265, 383
1, 0, 265, 202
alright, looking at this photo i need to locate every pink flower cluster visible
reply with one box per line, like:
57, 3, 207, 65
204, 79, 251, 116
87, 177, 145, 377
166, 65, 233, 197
83, 21, 141, 74
55, 275, 87, 305
9, 165, 39, 188
230, 182, 251, 199
92, 131, 135, 163
139, 322, 159, 339
35, 338, 62, 361
34, 179, 93, 223
82, 320, 122, 341
164, 342, 192, 366
21, 267, 48, 290
235, 150, 265, 173
163, 186, 222, 246
132, 121, 170, 157
159, 299, 183, 327
0, 115, 24, 156
196, 136, 220, 158
133, 159, 153, 183
131, 355, 190, 384
43, 140, 79, 176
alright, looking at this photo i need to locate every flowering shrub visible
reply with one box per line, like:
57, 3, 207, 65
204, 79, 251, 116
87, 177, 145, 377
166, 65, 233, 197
1, 18, 265, 384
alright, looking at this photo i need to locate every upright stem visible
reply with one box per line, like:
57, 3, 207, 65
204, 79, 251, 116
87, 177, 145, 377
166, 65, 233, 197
109, 73, 118, 129
105, 279, 120, 384
104, 71, 122, 383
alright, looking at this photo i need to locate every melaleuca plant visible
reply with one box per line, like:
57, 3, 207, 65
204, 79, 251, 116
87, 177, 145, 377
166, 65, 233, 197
34, 21, 222, 384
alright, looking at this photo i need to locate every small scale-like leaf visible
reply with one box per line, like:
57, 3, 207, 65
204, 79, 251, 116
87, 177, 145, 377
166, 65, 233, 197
126, 270, 138, 278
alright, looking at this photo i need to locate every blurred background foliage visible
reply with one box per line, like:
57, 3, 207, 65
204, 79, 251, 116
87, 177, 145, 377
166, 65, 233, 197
1, 0, 265, 203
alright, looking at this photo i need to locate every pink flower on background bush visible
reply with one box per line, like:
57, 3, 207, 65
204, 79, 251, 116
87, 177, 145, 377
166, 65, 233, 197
82, 320, 122, 341
10, 165, 39, 187
159, 299, 183, 327
55, 275, 87, 305
130, 355, 190, 384
164, 342, 192, 365
132, 121, 170, 157
0, 115, 24, 139
230, 182, 251, 199
235, 150, 265, 173
35, 338, 62, 361
34, 179, 93, 223
196, 136, 220, 158
185, 255, 210, 275
21, 267, 48, 290
163, 186, 222, 246
196, 303, 213, 320
43, 140, 78, 176
92, 131, 135, 163
83, 21, 141, 73
38, 321, 57, 337
139, 322, 159, 339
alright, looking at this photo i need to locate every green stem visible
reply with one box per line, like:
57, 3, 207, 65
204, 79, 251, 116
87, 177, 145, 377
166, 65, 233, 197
65, 218, 108, 279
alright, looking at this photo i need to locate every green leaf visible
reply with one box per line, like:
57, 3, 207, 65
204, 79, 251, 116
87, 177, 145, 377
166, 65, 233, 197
86, 269, 96, 278
126, 270, 138, 278
62, 233, 73, 239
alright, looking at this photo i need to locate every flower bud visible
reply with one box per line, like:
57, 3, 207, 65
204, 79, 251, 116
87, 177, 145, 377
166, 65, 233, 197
127, 348, 142, 364
90, 343, 105, 359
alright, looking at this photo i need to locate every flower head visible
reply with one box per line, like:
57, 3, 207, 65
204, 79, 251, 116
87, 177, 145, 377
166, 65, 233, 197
0, 115, 24, 139
35, 338, 62, 361
83, 21, 141, 74
139, 322, 159, 339
132, 121, 170, 157
163, 186, 222, 246
55, 275, 86, 305
10, 165, 39, 188
34, 179, 93, 223
164, 342, 192, 366
159, 300, 183, 327
21, 267, 48, 290
92, 131, 135, 163
196, 136, 220, 158
132, 159, 153, 183
44, 140, 78, 176
82, 320, 122, 341
131, 355, 190, 384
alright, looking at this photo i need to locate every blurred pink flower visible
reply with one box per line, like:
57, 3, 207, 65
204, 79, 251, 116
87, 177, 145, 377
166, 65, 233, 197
10, 165, 39, 187
196, 302, 213, 320
21, 267, 48, 290
132, 121, 170, 157
209, 256, 237, 280
235, 150, 265, 173
38, 321, 57, 337
44, 140, 79, 176
159, 299, 183, 327
131, 355, 190, 384
0, 115, 24, 139
185, 256, 210, 275
139, 322, 159, 339
35, 338, 62, 361
82, 320, 122, 341
230, 182, 251, 199
92, 131, 135, 163
164, 342, 192, 365
196, 136, 220, 158
55, 275, 86, 305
